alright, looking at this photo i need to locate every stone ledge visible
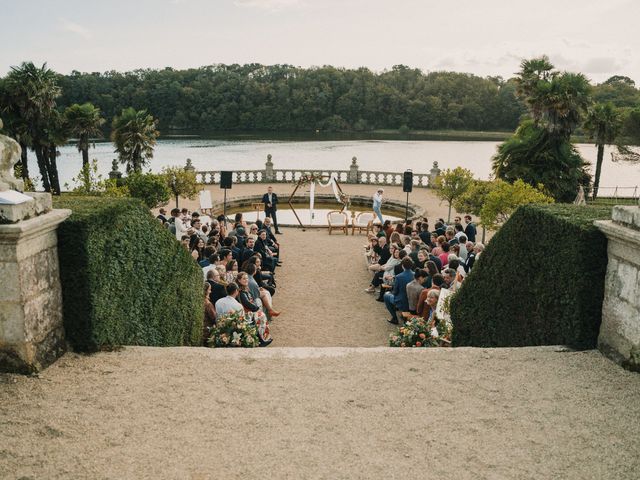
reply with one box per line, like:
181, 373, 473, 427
0, 208, 71, 243
611, 206, 640, 231
595, 219, 640, 248
0, 192, 52, 223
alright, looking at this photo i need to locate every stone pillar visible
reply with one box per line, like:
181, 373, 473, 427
595, 206, 640, 371
0, 193, 71, 373
108, 159, 122, 180
348, 156, 359, 183
265, 154, 274, 182
429, 161, 441, 187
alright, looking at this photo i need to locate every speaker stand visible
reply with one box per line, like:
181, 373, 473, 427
223, 188, 228, 226
405, 191, 409, 222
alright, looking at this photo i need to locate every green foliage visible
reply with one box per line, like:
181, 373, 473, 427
65, 159, 130, 197
398, 124, 410, 134
126, 172, 170, 208
493, 120, 590, 202
53, 64, 527, 132
480, 179, 554, 230
161, 166, 198, 207
450, 204, 612, 350
496, 57, 593, 202
207, 311, 259, 348
53, 196, 203, 351
2, 62, 63, 193
583, 102, 624, 198
434, 167, 475, 222
63, 103, 105, 167
453, 179, 498, 217
111, 107, 159, 173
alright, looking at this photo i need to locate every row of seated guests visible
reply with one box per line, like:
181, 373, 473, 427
157, 208, 281, 346
363, 216, 484, 325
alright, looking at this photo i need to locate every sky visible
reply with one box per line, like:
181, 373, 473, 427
1, 0, 639, 84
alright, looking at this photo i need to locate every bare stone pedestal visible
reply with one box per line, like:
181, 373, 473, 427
0, 193, 71, 373
595, 206, 640, 371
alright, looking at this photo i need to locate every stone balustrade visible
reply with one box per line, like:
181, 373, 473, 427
193, 155, 441, 188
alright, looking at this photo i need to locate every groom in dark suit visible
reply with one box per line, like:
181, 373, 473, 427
262, 186, 282, 234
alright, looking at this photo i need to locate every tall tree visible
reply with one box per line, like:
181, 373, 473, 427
64, 103, 105, 168
434, 167, 475, 222
3, 62, 62, 193
493, 57, 592, 202
111, 107, 159, 173
583, 102, 622, 199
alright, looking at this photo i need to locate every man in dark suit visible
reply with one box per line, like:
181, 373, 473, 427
384, 257, 415, 324
464, 215, 477, 242
262, 186, 282, 234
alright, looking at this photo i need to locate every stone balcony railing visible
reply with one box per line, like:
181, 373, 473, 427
188, 155, 441, 188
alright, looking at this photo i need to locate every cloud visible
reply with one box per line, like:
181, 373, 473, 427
234, 0, 303, 11
59, 18, 93, 40
582, 57, 620, 74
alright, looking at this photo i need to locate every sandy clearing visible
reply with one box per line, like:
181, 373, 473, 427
1, 346, 639, 480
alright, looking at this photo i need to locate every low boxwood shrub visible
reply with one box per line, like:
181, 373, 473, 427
54, 196, 203, 351
450, 204, 612, 349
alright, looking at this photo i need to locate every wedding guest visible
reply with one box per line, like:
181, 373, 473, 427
406, 269, 428, 314
202, 282, 217, 345
214, 282, 244, 316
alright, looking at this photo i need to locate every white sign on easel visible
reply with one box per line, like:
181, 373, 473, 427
199, 189, 212, 210
435, 288, 454, 323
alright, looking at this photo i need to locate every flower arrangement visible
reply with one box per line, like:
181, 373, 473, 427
389, 314, 453, 347
207, 311, 259, 348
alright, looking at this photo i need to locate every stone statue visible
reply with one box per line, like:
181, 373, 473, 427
0, 119, 24, 192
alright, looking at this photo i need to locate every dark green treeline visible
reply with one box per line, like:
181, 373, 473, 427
56, 64, 527, 132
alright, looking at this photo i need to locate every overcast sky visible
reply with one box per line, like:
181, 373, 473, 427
2, 0, 639, 84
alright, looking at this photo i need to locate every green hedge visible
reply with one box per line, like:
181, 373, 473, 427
54, 196, 203, 351
450, 204, 612, 349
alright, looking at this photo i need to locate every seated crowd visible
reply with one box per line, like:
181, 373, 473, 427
157, 208, 282, 347
364, 214, 483, 326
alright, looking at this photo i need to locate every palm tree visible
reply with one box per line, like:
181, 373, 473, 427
3, 62, 62, 192
111, 107, 159, 173
583, 103, 622, 199
64, 103, 105, 168
515, 56, 555, 124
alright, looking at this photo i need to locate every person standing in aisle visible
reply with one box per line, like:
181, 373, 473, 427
372, 188, 384, 224
262, 186, 282, 234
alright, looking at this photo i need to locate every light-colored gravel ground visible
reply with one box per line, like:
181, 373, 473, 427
1, 347, 639, 480
268, 226, 395, 347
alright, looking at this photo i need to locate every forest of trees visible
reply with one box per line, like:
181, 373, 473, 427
52, 64, 640, 133
53, 64, 528, 132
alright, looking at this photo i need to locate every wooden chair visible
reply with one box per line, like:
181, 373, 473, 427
352, 211, 375, 236
327, 211, 349, 235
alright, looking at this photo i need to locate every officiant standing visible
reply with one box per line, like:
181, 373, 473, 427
262, 186, 282, 234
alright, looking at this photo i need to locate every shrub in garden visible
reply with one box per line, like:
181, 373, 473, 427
450, 204, 612, 349
53, 196, 203, 351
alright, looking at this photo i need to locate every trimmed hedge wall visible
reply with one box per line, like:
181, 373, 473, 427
450, 204, 612, 349
53, 197, 203, 351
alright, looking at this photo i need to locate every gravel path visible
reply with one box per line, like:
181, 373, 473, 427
269, 226, 394, 346
1, 347, 639, 479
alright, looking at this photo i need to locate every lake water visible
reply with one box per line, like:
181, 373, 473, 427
52, 137, 640, 196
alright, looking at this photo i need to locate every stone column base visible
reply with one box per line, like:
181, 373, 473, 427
0, 207, 71, 374
595, 206, 640, 372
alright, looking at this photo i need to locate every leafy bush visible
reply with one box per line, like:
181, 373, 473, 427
450, 204, 612, 349
54, 196, 203, 351
126, 172, 170, 208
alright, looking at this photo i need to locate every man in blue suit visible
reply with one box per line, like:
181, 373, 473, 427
384, 257, 415, 324
262, 186, 282, 234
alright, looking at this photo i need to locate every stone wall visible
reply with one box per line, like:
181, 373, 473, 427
595, 206, 640, 371
0, 207, 70, 373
